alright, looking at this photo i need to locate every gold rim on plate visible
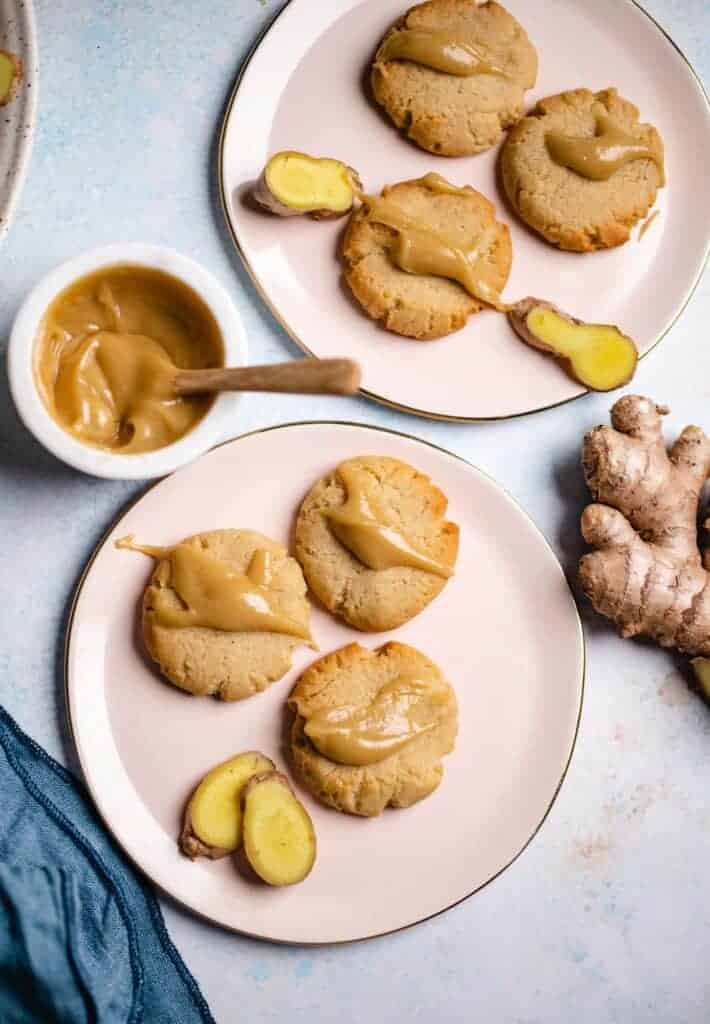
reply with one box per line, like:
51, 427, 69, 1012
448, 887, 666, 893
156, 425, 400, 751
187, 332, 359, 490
64, 419, 585, 944
217, 0, 710, 424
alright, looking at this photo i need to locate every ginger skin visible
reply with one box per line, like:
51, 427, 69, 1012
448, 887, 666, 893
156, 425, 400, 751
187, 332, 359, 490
579, 395, 710, 655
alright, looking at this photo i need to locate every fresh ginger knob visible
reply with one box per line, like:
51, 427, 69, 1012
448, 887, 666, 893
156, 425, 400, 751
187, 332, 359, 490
578, 395, 710, 657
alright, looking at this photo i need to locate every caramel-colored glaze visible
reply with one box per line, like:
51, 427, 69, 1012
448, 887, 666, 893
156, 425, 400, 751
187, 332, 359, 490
304, 673, 448, 766
246, 547, 275, 587
116, 537, 311, 640
35, 265, 223, 453
362, 174, 508, 311
412, 172, 479, 198
115, 536, 172, 560
376, 28, 506, 78
324, 462, 453, 579
545, 104, 665, 183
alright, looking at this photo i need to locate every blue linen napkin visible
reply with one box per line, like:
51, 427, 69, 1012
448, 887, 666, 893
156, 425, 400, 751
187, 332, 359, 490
0, 705, 216, 1024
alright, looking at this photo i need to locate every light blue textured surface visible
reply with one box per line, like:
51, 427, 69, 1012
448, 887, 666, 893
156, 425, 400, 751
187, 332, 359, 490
1, 2, 709, 1021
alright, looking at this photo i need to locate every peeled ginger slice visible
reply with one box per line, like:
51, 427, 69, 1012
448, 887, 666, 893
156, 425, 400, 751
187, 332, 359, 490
242, 771, 316, 886
508, 298, 638, 392
181, 751, 275, 859
253, 151, 361, 219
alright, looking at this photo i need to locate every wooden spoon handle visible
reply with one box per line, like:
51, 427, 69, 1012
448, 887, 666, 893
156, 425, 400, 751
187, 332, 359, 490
173, 358, 361, 397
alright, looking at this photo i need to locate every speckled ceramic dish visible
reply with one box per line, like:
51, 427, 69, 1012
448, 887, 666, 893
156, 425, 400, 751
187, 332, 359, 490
66, 422, 584, 944
0, 0, 37, 243
219, 0, 710, 421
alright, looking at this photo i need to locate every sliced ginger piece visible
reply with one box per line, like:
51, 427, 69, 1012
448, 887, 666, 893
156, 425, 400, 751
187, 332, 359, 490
180, 751, 275, 860
253, 151, 362, 219
242, 771, 316, 886
0, 50, 22, 107
509, 297, 638, 391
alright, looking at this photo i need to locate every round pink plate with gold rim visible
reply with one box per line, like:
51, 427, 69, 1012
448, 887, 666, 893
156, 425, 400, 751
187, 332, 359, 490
66, 422, 583, 944
219, 0, 710, 421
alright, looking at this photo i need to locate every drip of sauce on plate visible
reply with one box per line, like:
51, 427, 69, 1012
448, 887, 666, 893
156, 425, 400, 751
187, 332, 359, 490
545, 104, 665, 183
376, 28, 507, 78
35, 265, 223, 454
116, 537, 311, 640
361, 173, 509, 311
638, 209, 660, 240
324, 461, 453, 579
303, 672, 449, 766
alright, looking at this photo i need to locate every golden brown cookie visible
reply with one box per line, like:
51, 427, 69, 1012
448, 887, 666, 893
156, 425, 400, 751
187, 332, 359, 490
501, 88, 665, 252
289, 642, 458, 816
142, 529, 311, 701
371, 0, 537, 157
294, 455, 459, 631
342, 176, 511, 340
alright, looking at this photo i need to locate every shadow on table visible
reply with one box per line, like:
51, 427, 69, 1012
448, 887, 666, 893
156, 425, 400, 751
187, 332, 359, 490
52, 584, 83, 777
552, 442, 616, 640
0, 348, 78, 484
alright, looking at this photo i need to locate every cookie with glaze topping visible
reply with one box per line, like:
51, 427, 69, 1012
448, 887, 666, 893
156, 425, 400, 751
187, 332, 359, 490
501, 88, 665, 251
289, 642, 458, 816
342, 175, 511, 340
371, 0, 538, 157
294, 455, 459, 631
142, 529, 311, 701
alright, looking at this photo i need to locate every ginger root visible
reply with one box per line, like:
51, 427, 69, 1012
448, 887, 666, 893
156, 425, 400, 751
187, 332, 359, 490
508, 298, 637, 391
180, 751, 275, 860
579, 395, 710, 655
253, 151, 362, 219
242, 771, 316, 886
0, 51, 22, 106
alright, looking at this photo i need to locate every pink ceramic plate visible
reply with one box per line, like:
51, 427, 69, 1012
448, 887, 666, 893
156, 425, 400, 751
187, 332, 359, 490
219, 0, 710, 421
66, 423, 584, 944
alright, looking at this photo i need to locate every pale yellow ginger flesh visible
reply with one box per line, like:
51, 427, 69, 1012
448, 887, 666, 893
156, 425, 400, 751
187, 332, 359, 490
242, 771, 316, 886
0, 51, 21, 106
180, 751, 274, 859
508, 298, 637, 391
691, 658, 710, 701
253, 151, 361, 219
579, 395, 710, 657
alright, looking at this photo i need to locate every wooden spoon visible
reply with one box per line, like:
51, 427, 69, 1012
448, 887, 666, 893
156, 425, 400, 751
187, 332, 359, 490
173, 358, 361, 397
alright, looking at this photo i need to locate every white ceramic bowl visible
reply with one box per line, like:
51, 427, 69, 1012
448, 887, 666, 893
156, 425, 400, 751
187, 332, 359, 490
7, 243, 247, 479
